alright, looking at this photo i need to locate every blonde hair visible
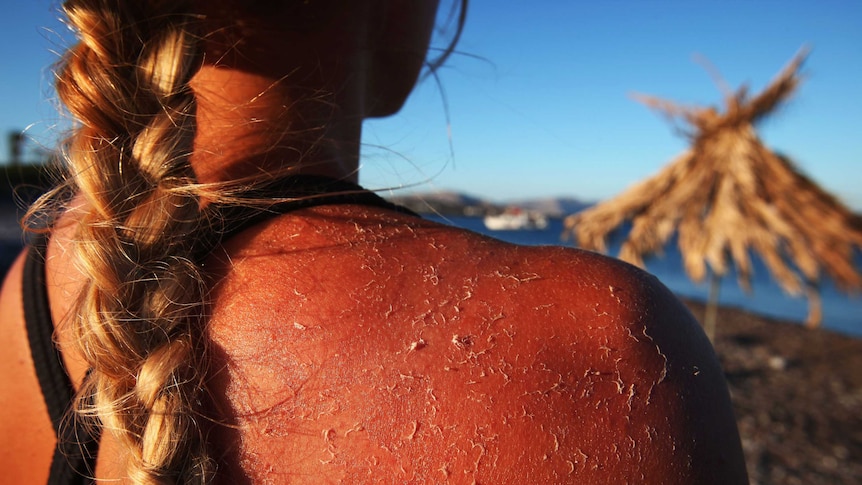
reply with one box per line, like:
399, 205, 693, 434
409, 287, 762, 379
34, 0, 213, 482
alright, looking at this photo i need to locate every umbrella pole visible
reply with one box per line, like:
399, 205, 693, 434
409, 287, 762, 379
804, 281, 822, 329
704, 273, 721, 341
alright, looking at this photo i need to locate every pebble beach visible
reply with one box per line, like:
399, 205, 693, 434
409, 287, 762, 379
682, 299, 862, 485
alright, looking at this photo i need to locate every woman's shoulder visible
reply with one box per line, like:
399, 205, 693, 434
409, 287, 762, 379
207, 215, 748, 483
0, 249, 56, 484
206, 211, 679, 348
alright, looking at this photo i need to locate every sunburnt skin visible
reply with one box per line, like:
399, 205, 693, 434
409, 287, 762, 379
202, 204, 746, 484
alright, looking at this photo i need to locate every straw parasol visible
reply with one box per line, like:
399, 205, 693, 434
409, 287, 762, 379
563, 49, 862, 337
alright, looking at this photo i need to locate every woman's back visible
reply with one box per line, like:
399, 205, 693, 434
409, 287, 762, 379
202, 203, 746, 482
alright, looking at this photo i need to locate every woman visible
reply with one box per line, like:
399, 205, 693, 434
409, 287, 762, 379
0, 0, 748, 483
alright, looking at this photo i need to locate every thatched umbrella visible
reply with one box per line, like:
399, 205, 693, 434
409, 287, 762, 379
564, 49, 862, 337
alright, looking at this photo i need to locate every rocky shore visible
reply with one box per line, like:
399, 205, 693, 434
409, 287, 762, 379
682, 300, 862, 485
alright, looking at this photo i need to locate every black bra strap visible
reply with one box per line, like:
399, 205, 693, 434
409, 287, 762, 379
23, 233, 97, 484
22, 234, 67, 431
213, 175, 418, 242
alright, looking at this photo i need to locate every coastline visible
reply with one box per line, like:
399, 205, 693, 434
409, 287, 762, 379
682, 299, 862, 485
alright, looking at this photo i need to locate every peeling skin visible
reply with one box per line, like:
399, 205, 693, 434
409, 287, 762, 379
404, 421, 419, 440
344, 423, 364, 437
407, 338, 426, 353
200, 206, 748, 484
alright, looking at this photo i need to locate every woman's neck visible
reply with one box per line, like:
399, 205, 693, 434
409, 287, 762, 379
189, 67, 363, 185
187, 0, 372, 185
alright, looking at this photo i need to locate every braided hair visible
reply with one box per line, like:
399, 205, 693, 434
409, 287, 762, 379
46, 1, 211, 482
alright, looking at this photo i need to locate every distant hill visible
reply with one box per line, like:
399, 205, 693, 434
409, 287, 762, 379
387, 190, 494, 216
508, 197, 591, 218
386, 191, 593, 217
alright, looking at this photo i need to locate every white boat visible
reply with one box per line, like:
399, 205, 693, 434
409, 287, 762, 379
483, 208, 548, 231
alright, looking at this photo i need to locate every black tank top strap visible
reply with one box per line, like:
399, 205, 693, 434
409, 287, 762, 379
23, 233, 98, 484
211, 174, 419, 242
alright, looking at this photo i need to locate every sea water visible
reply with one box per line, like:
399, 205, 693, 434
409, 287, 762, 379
427, 215, 862, 338
1, 210, 858, 337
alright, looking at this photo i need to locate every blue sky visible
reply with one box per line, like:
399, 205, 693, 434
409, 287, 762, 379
2, 1, 861, 208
